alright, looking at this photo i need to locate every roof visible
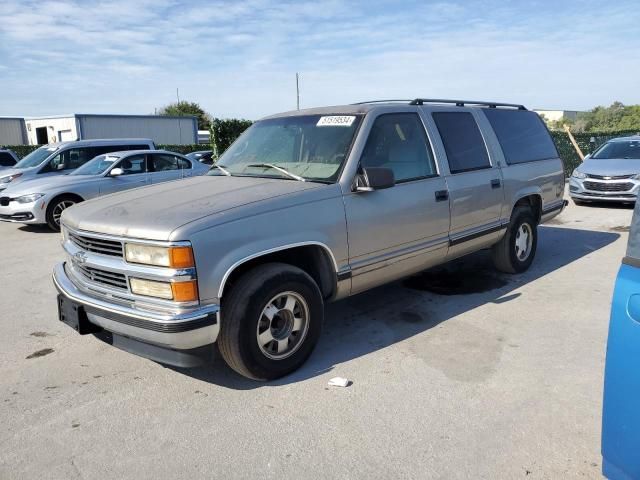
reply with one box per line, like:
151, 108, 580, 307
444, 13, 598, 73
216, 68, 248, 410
42, 138, 154, 148
609, 135, 640, 142
24, 114, 197, 121
262, 98, 528, 120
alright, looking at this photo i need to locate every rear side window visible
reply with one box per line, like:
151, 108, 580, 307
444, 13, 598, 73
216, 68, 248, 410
432, 112, 490, 173
150, 154, 183, 172
0, 152, 16, 166
483, 109, 558, 164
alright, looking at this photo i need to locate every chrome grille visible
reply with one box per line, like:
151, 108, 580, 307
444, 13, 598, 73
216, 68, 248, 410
74, 264, 128, 290
583, 181, 634, 192
587, 173, 634, 180
69, 231, 123, 257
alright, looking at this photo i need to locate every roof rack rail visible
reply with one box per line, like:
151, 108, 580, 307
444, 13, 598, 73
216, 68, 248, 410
351, 99, 414, 105
409, 98, 527, 110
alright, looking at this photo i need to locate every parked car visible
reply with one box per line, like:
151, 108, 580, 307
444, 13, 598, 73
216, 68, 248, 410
0, 148, 18, 170
0, 138, 155, 192
186, 150, 214, 164
569, 136, 640, 204
0, 150, 208, 231
602, 200, 640, 479
53, 99, 566, 380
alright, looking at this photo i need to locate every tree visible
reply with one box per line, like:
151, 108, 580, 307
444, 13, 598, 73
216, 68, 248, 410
571, 102, 640, 133
158, 101, 211, 130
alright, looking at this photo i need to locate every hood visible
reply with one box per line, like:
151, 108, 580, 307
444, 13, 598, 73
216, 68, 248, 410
579, 158, 640, 177
61, 175, 325, 240
0, 166, 35, 180
1, 174, 98, 196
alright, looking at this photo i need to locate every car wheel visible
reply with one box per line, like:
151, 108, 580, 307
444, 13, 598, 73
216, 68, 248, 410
46, 195, 78, 231
218, 263, 324, 380
492, 206, 537, 274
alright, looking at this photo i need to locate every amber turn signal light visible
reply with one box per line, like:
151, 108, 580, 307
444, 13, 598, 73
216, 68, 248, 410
171, 280, 199, 302
169, 246, 195, 269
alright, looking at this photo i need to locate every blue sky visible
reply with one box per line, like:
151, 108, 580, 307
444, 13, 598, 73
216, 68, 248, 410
0, 0, 638, 119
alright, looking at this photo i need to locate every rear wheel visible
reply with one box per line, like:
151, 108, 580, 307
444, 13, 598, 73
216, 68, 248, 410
492, 206, 537, 274
46, 195, 79, 231
218, 263, 323, 380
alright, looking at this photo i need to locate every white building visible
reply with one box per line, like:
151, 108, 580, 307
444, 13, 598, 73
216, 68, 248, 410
533, 110, 581, 122
24, 114, 198, 145
0, 117, 28, 145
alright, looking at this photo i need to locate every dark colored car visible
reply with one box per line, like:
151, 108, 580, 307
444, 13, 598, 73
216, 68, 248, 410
0, 148, 18, 170
186, 150, 214, 165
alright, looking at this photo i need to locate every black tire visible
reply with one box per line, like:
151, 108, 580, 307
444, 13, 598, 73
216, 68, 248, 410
218, 263, 324, 381
45, 195, 79, 231
491, 206, 537, 274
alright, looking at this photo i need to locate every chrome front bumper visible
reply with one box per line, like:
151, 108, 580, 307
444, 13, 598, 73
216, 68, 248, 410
569, 177, 639, 202
53, 262, 220, 352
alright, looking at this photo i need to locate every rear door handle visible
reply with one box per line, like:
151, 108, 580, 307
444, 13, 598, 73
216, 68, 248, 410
491, 179, 501, 189
435, 190, 449, 202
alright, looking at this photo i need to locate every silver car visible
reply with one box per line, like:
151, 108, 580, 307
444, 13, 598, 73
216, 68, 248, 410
0, 138, 155, 192
53, 99, 566, 380
0, 150, 209, 230
569, 136, 640, 204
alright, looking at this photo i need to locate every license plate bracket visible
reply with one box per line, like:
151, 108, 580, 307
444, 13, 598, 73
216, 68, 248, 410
57, 295, 101, 335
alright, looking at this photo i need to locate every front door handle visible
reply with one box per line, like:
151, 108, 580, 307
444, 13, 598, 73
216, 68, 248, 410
435, 190, 449, 202
491, 179, 501, 189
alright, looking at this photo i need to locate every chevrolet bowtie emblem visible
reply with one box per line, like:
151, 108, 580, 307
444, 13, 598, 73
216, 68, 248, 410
73, 251, 88, 264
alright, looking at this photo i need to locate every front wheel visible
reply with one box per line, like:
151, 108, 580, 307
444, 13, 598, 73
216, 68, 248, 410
46, 195, 79, 231
492, 206, 537, 274
218, 263, 324, 380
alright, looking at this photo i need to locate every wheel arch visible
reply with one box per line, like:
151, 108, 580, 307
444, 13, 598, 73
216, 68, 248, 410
510, 191, 542, 224
218, 242, 339, 301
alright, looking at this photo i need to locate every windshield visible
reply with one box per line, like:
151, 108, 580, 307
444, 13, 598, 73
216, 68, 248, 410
592, 140, 640, 159
209, 114, 362, 182
14, 146, 58, 169
70, 154, 119, 175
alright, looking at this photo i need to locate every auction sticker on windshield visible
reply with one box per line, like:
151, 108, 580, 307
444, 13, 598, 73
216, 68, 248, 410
317, 116, 356, 127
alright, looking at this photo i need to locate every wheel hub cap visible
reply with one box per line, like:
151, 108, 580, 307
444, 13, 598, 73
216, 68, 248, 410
515, 223, 532, 261
256, 291, 309, 360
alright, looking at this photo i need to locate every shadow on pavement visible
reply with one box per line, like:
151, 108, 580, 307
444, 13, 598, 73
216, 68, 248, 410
171, 225, 620, 389
18, 224, 57, 234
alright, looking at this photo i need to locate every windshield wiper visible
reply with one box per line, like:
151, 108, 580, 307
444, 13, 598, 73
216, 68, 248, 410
211, 164, 231, 176
246, 163, 306, 182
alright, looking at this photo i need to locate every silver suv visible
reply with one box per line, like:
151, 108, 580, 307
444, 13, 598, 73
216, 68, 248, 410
53, 99, 566, 380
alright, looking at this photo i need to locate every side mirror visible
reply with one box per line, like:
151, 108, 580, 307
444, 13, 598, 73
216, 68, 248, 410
584, 154, 591, 160
56, 163, 66, 171
109, 167, 123, 177
356, 167, 395, 192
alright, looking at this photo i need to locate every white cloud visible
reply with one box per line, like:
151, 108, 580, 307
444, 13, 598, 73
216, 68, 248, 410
0, 0, 638, 118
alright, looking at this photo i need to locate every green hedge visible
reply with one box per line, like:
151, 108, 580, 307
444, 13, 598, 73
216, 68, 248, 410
210, 118, 253, 156
550, 129, 638, 177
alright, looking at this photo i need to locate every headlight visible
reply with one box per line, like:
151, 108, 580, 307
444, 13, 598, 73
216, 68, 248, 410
572, 169, 587, 179
14, 193, 45, 204
124, 243, 195, 268
632, 174, 640, 180
0, 173, 22, 184
130, 278, 198, 302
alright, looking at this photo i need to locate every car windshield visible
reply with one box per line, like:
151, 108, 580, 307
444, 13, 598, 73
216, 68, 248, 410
13, 146, 59, 169
70, 155, 119, 175
209, 114, 362, 182
592, 140, 640, 159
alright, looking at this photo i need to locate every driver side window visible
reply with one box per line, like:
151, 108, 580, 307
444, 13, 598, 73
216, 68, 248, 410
360, 113, 437, 183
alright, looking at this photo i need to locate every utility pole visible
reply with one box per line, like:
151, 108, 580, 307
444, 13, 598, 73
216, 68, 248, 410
296, 73, 300, 110
176, 88, 180, 104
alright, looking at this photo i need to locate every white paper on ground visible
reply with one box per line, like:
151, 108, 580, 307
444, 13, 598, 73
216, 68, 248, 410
328, 377, 350, 387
